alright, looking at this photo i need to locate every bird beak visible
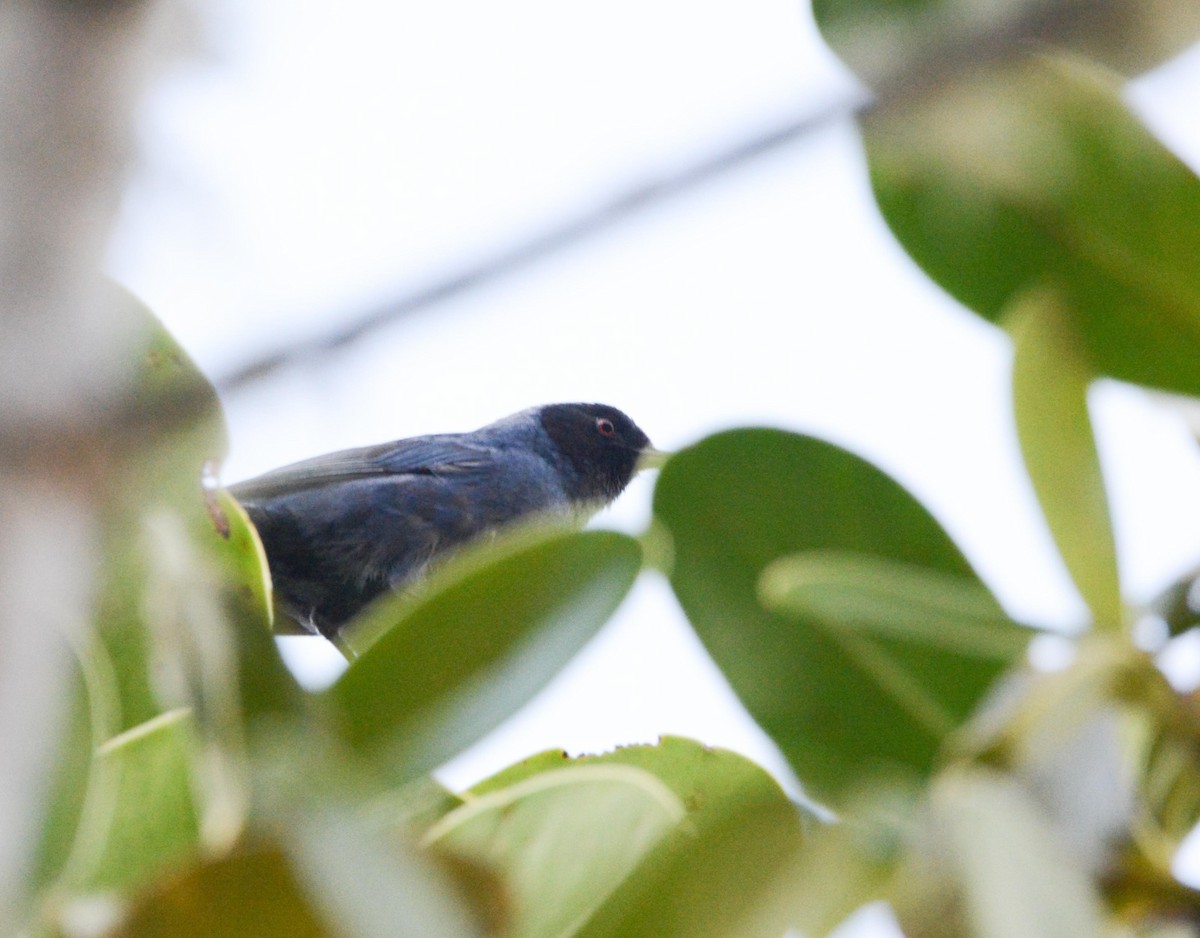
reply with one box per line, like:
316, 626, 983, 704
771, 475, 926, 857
637, 446, 672, 472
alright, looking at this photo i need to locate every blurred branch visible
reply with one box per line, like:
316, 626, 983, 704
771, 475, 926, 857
212, 0, 1169, 395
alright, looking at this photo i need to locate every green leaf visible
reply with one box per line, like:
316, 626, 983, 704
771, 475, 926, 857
465, 737, 809, 937
325, 528, 642, 781
472, 735, 814, 831
758, 550, 1033, 738
196, 490, 307, 722
573, 767, 806, 938
929, 769, 1106, 938
653, 429, 1010, 806
31, 288, 233, 903
93, 287, 229, 733
86, 710, 200, 892
787, 789, 919, 937
760, 550, 1035, 658
363, 775, 466, 835
1006, 286, 1123, 627
813, 0, 1200, 86
427, 764, 685, 938
866, 54, 1200, 399
477, 735, 794, 804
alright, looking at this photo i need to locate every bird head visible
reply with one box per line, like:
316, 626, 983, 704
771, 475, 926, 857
538, 403, 663, 503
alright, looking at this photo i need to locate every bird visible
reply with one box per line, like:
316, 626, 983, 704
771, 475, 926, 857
229, 403, 660, 640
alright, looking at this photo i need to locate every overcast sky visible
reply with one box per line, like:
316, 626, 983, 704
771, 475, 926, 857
108, 5, 1200, 932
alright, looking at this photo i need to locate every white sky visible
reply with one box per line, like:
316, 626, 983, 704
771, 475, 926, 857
108, 4, 1200, 932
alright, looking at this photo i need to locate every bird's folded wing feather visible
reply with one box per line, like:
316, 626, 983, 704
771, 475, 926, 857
229, 436, 493, 500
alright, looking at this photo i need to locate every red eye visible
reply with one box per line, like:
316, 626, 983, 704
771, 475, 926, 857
596, 418, 616, 437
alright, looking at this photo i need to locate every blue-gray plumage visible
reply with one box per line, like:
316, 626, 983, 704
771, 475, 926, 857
230, 403, 656, 639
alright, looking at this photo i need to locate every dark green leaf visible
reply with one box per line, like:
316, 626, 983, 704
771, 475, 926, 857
1007, 286, 1123, 626
758, 550, 1033, 738
325, 528, 642, 780
866, 54, 1200, 398
653, 429, 1010, 806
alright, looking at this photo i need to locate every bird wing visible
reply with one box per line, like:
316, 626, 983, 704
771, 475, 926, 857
229, 435, 493, 501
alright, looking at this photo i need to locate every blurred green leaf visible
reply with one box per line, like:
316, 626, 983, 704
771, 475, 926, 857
467, 736, 811, 936
757, 549, 1032, 762
788, 788, 923, 937
364, 775, 466, 836
31, 289, 233, 909
86, 709, 200, 892
428, 764, 684, 938
866, 54, 1200, 399
113, 843, 328, 938
1100, 656, 1200, 864
573, 764, 806, 938
325, 528, 642, 781
1007, 286, 1123, 626
760, 549, 1035, 657
29, 673, 96, 896
813, 0, 1200, 87
1144, 564, 1200, 640
283, 801, 486, 938
201, 491, 273, 634
246, 727, 489, 938
93, 287, 228, 733
472, 735, 810, 832
927, 768, 1106, 938
196, 490, 306, 723
653, 429, 1009, 807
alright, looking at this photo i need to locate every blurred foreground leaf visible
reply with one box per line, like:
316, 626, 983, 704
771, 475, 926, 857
32, 288, 235, 908
1007, 286, 1122, 626
654, 430, 1012, 807
466, 736, 808, 936
114, 844, 327, 938
925, 769, 1106, 938
428, 764, 684, 938
574, 766, 805, 938
866, 54, 1200, 399
759, 550, 1033, 658
813, 0, 1200, 87
195, 490, 305, 723
326, 528, 642, 781
93, 286, 228, 733
86, 709, 199, 893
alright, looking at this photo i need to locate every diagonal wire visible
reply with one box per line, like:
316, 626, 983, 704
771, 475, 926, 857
214, 92, 861, 394
214, 0, 1135, 396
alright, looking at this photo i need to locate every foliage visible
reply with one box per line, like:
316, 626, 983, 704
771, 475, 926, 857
14, 4, 1200, 937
